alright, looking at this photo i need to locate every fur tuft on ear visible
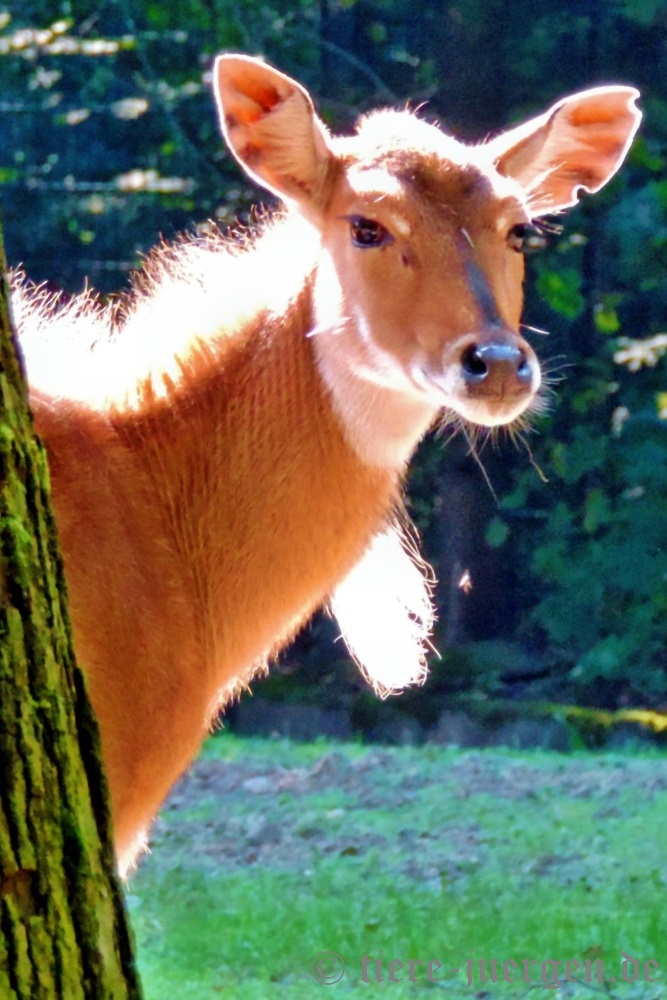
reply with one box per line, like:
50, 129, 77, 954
213, 54, 334, 211
488, 86, 641, 215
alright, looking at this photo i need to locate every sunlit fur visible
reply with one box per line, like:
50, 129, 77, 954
12, 55, 640, 873
331, 520, 436, 695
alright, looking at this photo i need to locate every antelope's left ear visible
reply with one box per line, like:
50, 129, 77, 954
487, 86, 642, 214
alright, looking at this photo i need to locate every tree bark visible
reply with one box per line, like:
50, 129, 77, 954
0, 235, 142, 996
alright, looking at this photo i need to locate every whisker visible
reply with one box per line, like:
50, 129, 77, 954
520, 323, 551, 337
540, 353, 576, 384
460, 423, 498, 503
530, 387, 557, 415
541, 351, 571, 367
433, 402, 552, 495
541, 371, 568, 388
510, 424, 549, 483
435, 423, 462, 449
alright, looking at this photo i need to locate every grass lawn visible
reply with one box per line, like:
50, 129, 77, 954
127, 734, 667, 998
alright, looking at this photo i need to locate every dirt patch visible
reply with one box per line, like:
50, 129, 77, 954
144, 744, 667, 895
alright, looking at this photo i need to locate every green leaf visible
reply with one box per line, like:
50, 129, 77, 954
536, 268, 585, 320
583, 488, 611, 533
485, 517, 509, 548
594, 303, 621, 335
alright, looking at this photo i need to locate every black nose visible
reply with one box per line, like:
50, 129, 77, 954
461, 341, 533, 392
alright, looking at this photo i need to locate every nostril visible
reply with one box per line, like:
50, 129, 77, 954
461, 344, 488, 379
460, 340, 534, 389
516, 350, 533, 384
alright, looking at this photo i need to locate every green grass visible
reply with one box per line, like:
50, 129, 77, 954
128, 736, 667, 998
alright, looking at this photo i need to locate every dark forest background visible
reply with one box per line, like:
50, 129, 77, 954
1, 0, 666, 741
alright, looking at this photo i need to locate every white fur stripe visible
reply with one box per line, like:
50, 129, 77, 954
331, 523, 436, 695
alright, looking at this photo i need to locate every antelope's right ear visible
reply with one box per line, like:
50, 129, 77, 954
213, 54, 334, 211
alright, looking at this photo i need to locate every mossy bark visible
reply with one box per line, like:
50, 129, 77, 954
0, 239, 142, 996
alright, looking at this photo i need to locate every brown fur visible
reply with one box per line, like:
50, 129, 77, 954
28, 266, 393, 866
12, 56, 641, 872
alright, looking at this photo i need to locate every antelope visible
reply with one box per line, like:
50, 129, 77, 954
11, 55, 640, 873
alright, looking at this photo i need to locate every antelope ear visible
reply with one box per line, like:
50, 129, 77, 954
213, 54, 334, 210
487, 86, 641, 214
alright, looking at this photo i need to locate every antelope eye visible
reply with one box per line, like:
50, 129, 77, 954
348, 216, 393, 249
507, 222, 548, 254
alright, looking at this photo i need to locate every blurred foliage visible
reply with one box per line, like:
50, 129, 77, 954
484, 79, 667, 709
1, 0, 666, 714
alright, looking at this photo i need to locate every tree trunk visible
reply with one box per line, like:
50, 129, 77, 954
0, 235, 142, 996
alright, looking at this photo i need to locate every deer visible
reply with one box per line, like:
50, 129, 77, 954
11, 54, 640, 874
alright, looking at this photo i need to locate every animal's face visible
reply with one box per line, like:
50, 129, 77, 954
317, 114, 539, 427
213, 54, 640, 444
